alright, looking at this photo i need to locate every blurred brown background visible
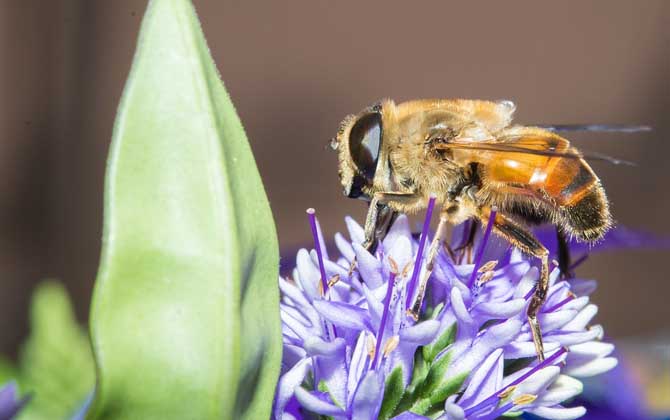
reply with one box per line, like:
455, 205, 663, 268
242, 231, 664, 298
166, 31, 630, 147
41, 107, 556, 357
1, 1, 669, 356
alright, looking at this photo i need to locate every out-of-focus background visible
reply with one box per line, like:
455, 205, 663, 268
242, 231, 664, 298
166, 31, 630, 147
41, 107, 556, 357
1, 0, 669, 411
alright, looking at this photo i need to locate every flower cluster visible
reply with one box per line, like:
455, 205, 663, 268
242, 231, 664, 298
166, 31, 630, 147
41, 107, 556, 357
274, 204, 617, 420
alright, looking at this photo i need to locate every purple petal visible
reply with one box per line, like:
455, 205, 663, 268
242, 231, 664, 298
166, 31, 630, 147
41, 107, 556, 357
335, 232, 356, 262
304, 336, 346, 357
399, 320, 440, 344
563, 356, 618, 377
351, 370, 383, 420
504, 341, 561, 359
447, 319, 522, 379
569, 279, 597, 296
538, 309, 579, 332
296, 248, 320, 300
533, 375, 583, 407
294, 387, 345, 417
545, 327, 602, 346
391, 412, 431, 420
346, 216, 365, 244
382, 214, 412, 251
274, 358, 313, 419
526, 404, 586, 420
459, 349, 504, 408
472, 298, 525, 319
513, 365, 560, 397
353, 243, 384, 289
313, 300, 371, 332
347, 332, 370, 405
563, 304, 598, 330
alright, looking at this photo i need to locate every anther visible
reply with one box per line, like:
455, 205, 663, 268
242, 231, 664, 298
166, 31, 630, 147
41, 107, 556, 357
478, 260, 498, 273
478, 270, 495, 284
382, 335, 400, 358
327, 274, 341, 288
513, 394, 537, 406
366, 334, 376, 360
497, 385, 517, 399
388, 256, 399, 274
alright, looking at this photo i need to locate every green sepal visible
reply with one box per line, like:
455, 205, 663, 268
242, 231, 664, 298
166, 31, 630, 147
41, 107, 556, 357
379, 366, 405, 420
410, 351, 468, 415
422, 322, 457, 364
394, 349, 429, 415
318, 380, 344, 410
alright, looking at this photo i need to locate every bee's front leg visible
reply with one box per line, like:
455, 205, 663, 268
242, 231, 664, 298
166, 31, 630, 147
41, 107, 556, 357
483, 209, 550, 361
350, 192, 418, 276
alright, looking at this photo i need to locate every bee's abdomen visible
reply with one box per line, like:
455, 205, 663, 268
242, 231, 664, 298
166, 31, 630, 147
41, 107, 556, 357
558, 176, 611, 242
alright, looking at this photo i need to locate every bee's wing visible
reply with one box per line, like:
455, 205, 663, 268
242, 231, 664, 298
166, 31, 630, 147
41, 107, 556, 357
534, 124, 651, 133
437, 129, 634, 166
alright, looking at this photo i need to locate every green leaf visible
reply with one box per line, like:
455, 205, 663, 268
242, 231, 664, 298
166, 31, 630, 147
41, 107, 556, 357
422, 322, 456, 364
87, 0, 281, 419
17, 282, 94, 420
379, 366, 405, 420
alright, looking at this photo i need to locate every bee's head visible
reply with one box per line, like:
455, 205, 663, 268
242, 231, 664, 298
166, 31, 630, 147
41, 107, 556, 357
331, 104, 383, 200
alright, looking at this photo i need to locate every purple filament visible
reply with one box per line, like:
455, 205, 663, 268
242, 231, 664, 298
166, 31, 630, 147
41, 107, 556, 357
405, 195, 437, 309
464, 347, 567, 417
467, 208, 498, 288
478, 401, 515, 420
371, 271, 397, 370
307, 208, 329, 295
524, 285, 536, 300
569, 254, 589, 271
545, 295, 574, 313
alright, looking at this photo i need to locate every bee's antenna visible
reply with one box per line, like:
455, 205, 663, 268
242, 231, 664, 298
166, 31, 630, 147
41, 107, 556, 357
536, 124, 652, 133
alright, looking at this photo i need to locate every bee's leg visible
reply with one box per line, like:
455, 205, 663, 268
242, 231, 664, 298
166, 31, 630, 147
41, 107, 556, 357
408, 211, 450, 320
556, 228, 573, 279
350, 192, 417, 275
487, 211, 550, 361
453, 219, 478, 264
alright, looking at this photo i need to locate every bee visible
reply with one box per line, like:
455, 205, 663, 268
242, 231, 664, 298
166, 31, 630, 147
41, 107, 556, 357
331, 98, 621, 361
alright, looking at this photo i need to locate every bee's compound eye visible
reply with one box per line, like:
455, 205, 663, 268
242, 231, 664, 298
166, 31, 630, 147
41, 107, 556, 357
348, 112, 382, 180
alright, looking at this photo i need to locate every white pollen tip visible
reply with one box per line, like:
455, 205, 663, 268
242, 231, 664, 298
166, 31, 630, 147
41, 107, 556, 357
306, 208, 316, 215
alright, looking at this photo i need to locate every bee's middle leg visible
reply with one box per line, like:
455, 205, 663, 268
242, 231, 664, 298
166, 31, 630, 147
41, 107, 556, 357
485, 210, 550, 361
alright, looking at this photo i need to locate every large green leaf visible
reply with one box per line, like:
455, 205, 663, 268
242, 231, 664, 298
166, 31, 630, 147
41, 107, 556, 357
87, 0, 281, 418
17, 282, 94, 420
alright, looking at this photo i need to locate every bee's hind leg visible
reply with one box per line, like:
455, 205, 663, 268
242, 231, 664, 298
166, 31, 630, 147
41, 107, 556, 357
556, 228, 573, 279
485, 210, 550, 361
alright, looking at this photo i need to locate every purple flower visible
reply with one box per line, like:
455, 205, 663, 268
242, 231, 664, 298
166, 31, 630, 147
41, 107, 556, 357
275, 205, 617, 420
0, 382, 29, 420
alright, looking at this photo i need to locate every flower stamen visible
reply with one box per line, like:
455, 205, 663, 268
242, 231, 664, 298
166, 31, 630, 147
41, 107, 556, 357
405, 195, 437, 309
372, 270, 397, 370
307, 208, 329, 295
468, 207, 498, 288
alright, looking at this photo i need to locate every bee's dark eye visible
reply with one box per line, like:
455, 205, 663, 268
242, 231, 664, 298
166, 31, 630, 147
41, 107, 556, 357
349, 112, 382, 180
